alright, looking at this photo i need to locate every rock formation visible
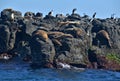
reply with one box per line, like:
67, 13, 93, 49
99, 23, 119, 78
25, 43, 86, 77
0, 8, 120, 71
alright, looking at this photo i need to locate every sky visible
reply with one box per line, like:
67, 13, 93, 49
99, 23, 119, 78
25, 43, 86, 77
0, 0, 120, 18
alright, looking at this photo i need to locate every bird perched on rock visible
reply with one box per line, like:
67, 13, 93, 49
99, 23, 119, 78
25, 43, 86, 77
92, 12, 96, 18
90, 12, 96, 22
111, 13, 115, 19
72, 8, 77, 14
48, 10, 53, 16
11, 12, 15, 20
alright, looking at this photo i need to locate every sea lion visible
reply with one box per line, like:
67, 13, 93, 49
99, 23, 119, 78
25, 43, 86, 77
48, 31, 73, 39
57, 34, 73, 39
52, 39, 62, 46
57, 21, 80, 27
65, 27, 84, 38
48, 31, 64, 38
32, 29, 48, 42
96, 30, 111, 48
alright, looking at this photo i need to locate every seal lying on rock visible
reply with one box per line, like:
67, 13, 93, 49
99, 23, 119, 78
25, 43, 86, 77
48, 31, 73, 39
52, 39, 62, 46
65, 27, 85, 39
32, 29, 48, 42
57, 21, 80, 27
96, 30, 112, 48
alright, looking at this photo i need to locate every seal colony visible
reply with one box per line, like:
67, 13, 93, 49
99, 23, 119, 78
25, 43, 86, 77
0, 8, 120, 71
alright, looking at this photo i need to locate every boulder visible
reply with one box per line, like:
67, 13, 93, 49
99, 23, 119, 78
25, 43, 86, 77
0, 25, 10, 52
1, 8, 22, 21
30, 30, 55, 68
56, 38, 89, 65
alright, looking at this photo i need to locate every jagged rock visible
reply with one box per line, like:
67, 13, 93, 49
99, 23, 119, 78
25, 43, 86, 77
92, 18, 120, 49
35, 12, 43, 18
24, 12, 35, 17
1, 8, 22, 21
0, 8, 120, 70
30, 30, 55, 67
56, 38, 89, 65
67, 14, 81, 21
0, 25, 10, 52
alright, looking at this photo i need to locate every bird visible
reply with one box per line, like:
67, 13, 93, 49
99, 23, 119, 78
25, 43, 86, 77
92, 12, 96, 18
48, 10, 53, 16
90, 12, 97, 22
111, 13, 115, 19
11, 13, 15, 20
72, 8, 77, 14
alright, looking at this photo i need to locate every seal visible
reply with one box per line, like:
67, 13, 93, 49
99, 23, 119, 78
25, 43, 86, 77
48, 31, 73, 39
57, 21, 80, 27
96, 30, 111, 48
65, 27, 84, 38
32, 29, 48, 42
52, 39, 62, 46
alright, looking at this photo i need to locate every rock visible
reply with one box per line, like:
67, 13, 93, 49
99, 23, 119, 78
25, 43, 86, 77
67, 14, 81, 21
35, 12, 43, 18
95, 30, 111, 48
1, 8, 22, 21
56, 38, 89, 65
0, 25, 10, 52
24, 12, 35, 18
0, 8, 120, 71
30, 30, 55, 67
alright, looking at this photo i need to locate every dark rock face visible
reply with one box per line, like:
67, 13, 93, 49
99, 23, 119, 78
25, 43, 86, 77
56, 38, 89, 64
0, 8, 120, 70
30, 31, 55, 67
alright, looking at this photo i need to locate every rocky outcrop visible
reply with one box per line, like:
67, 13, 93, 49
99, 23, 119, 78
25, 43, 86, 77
0, 8, 120, 71
30, 29, 55, 68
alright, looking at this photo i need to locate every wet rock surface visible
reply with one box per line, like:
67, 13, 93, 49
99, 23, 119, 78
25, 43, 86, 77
0, 8, 120, 71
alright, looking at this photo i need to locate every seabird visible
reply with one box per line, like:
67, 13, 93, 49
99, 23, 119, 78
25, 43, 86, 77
90, 12, 96, 22
48, 10, 53, 16
92, 12, 96, 18
72, 8, 77, 14
11, 13, 15, 20
111, 13, 115, 19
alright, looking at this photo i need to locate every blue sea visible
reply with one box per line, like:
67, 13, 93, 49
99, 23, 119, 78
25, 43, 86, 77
0, 60, 120, 81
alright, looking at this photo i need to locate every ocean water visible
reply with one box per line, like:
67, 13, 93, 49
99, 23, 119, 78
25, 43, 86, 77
0, 61, 120, 81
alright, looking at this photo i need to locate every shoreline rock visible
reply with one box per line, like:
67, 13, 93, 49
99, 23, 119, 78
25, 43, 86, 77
0, 8, 120, 71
